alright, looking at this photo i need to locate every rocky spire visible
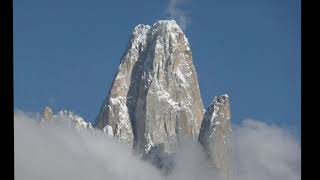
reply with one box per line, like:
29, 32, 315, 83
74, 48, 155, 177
40, 105, 54, 123
95, 20, 204, 154
198, 94, 232, 179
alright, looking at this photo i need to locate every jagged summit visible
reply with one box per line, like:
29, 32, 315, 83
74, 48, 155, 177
151, 20, 183, 33
128, 19, 189, 55
134, 20, 182, 33
152, 19, 179, 25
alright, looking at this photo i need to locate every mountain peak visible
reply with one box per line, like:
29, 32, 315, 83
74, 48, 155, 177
96, 20, 203, 153
132, 24, 151, 36
153, 19, 181, 30
132, 19, 186, 43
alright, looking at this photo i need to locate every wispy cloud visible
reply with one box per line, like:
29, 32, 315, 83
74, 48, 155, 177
166, 0, 191, 31
14, 111, 300, 180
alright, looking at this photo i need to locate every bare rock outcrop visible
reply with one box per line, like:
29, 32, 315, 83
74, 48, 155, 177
198, 95, 232, 179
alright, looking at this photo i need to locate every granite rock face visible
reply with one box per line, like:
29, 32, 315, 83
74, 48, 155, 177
95, 20, 204, 154
198, 95, 232, 179
94, 24, 150, 144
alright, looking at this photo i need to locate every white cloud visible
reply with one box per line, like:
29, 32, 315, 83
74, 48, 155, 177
231, 119, 301, 180
14, 112, 300, 180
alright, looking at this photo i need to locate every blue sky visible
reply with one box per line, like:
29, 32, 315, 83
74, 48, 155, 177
13, 0, 300, 138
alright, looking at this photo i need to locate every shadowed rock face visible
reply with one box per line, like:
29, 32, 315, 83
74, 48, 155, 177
198, 95, 232, 179
95, 20, 204, 154
94, 24, 150, 144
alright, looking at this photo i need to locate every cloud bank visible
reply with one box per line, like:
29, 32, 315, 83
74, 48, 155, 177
14, 111, 300, 180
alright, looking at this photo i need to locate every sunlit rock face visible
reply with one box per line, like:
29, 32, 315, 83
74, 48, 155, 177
95, 20, 204, 154
198, 95, 232, 179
